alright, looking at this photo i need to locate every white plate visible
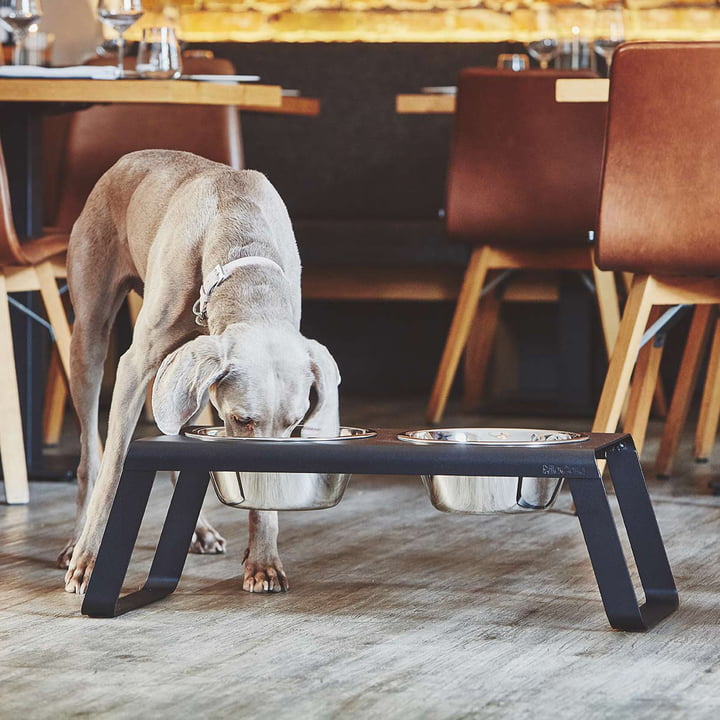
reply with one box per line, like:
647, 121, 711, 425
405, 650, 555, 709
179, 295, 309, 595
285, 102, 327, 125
421, 86, 457, 95
181, 74, 260, 83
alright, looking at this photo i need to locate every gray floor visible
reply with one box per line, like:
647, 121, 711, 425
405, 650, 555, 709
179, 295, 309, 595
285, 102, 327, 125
1, 396, 719, 719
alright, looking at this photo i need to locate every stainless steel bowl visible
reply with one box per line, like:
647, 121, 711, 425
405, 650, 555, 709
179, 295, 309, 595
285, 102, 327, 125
398, 428, 589, 514
184, 426, 376, 510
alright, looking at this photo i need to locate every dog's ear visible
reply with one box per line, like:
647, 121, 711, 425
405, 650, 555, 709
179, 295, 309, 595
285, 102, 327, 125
152, 335, 227, 435
301, 339, 341, 438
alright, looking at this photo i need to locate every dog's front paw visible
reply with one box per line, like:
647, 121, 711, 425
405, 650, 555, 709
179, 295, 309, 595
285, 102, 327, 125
56, 540, 76, 569
242, 553, 288, 593
64, 549, 96, 595
189, 521, 226, 555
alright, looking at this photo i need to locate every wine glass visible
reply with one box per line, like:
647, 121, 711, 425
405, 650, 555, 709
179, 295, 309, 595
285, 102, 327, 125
0, 0, 42, 66
526, 6, 559, 70
527, 38, 559, 70
593, 4, 625, 74
97, 0, 143, 78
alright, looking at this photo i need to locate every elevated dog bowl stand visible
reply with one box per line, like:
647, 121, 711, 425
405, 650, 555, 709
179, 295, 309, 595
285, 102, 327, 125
81, 431, 678, 631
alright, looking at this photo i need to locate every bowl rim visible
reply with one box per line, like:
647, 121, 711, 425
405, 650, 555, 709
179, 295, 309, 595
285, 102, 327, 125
397, 427, 589, 447
183, 425, 377, 442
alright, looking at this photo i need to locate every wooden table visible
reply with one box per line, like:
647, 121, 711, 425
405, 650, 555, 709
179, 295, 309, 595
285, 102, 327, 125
0, 77, 319, 477
396, 78, 610, 114
395, 92, 455, 114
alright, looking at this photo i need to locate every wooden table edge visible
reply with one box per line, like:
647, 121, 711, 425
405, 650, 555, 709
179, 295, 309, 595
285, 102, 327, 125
0, 78, 285, 109
396, 93, 455, 114
244, 95, 321, 116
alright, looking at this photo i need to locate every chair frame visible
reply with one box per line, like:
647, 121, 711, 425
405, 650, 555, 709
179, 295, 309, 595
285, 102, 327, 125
427, 245, 620, 423
0, 139, 72, 503
425, 69, 621, 424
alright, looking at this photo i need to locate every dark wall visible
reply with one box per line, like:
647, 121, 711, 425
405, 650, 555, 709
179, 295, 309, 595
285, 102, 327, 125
194, 42, 604, 411
205, 42, 517, 222
194, 42, 525, 398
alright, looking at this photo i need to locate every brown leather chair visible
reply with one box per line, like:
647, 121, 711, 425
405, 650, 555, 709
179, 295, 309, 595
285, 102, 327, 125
54, 55, 243, 229
42, 55, 244, 442
427, 68, 620, 423
0, 138, 73, 504
591, 42, 720, 474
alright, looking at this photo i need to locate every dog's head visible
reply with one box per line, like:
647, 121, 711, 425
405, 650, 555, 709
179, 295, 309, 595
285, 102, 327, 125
152, 324, 341, 438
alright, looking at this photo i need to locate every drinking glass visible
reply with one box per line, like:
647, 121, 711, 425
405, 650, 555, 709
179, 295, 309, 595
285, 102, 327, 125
496, 54, 528, 71
136, 26, 181, 79
0, 0, 42, 65
97, 0, 143, 78
593, 5, 625, 73
526, 6, 559, 70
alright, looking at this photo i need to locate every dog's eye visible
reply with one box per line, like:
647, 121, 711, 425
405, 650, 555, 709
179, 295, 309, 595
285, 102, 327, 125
230, 415, 254, 428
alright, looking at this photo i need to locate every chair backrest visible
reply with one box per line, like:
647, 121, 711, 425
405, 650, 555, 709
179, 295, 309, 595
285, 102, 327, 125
596, 42, 720, 275
54, 56, 244, 229
446, 68, 607, 249
0, 137, 29, 266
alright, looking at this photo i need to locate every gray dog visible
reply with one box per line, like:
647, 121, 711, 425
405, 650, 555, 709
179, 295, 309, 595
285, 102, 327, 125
62, 149, 341, 595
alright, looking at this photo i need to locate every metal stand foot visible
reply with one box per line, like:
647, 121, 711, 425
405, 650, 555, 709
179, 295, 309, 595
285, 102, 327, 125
569, 439, 678, 631
82, 469, 209, 618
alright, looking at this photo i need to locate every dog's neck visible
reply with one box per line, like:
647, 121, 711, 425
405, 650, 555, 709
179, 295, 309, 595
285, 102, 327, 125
200, 259, 295, 335
193, 257, 285, 327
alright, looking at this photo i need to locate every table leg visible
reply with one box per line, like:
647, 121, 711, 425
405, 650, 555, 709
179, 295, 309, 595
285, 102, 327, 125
82, 469, 210, 618
568, 440, 678, 631
0, 109, 43, 233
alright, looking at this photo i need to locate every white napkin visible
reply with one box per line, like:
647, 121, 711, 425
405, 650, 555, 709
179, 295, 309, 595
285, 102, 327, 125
0, 65, 121, 80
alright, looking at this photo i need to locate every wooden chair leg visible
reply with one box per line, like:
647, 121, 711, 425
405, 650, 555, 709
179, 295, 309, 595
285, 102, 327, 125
623, 307, 665, 456
36, 261, 74, 445
656, 304, 714, 478
695, 311, 720, 461
42, 349, 67, 446
652, 376, 669, 420
126, 290, 154, 422
591, 259, 621, 361
462, 279, 501, 413
35, 261, 72, 379
427, 247, 491, 424
592, 274, 657, 434
0, 273, 29, 504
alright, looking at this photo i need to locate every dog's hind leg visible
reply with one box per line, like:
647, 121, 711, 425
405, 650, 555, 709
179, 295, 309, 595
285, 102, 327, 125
59, 219, 136, 568
168, 471, 226, 554
58, 287, 131, 568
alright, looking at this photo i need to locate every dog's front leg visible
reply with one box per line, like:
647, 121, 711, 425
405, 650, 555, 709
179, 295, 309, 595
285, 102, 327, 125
64, 342, 165, 594
242, 510, 288, 592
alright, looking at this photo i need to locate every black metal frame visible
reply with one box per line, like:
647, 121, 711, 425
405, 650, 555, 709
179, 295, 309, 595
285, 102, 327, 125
81, 430, 678, 631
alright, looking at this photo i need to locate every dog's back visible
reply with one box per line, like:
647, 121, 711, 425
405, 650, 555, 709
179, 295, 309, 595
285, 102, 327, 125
69, 149, 300, 290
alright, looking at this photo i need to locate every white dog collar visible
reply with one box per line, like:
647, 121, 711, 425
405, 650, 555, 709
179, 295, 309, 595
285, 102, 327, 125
192, 256, 285, 326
